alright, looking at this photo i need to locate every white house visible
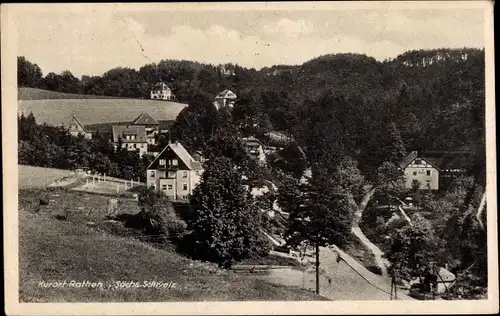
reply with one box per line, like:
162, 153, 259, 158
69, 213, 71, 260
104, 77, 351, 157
213, 89, 237, 110
399, 151, 440, 190
150, 82, 175, 101
146, 141, 204, 201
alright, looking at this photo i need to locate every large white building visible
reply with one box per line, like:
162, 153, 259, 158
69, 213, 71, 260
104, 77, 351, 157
146, 142, 204, 201
150, 82, 175, 101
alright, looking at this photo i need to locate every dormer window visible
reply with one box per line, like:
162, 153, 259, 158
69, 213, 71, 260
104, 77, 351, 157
159, 159, 166, 166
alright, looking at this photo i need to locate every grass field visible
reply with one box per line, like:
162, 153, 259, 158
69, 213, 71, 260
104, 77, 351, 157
19, 98, 187, 126
18, 87, 118, 101
19, 165, 77, 189
18, 188, 326, 302
18, 88, 187, 126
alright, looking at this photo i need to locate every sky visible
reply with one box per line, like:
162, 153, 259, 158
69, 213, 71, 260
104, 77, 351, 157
14, 3, 487, 78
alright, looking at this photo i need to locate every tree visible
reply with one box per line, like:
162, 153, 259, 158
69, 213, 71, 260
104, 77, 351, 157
184, 157, 269, 268
18, 56, 43, 88
374, 161, 407, 206
169, 91, 218, 153
135, 187, 186, 242
385, 216, 439, 283
283, 166, 356, 294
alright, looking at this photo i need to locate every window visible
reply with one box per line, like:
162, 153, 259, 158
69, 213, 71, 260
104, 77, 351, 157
168, 171, 176, 178
133, 144, 137, 149
413, 171, 417, 176
150, 171, 155, 177
426, 170, 431, 176
141, 144, 144, 148
183, 184, 188, 190
159, 159, 166, 166
183, 171, 188, 178
415, 159, 422, 165
172, 159, 178, 166
167, 184, 173, 190
161, 184, 167, 190
125, 135, 130, 140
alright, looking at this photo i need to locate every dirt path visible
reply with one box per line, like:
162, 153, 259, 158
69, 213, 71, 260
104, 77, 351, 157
476, 191, 486, 231
351, 187, 390, 277
258, 245, 413, 300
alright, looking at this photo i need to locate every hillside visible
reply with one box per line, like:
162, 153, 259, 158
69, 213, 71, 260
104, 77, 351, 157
18, 87, 118, 100
19, 199, 325, 302
18, 98, 187, 126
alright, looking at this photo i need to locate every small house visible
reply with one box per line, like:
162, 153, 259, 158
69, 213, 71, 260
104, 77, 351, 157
242, 136, 266, 164
146, 141, 204, 201
213, 89, 237, 110
150, 82, 175, 101
436, 267, 456, 294
399, 151, 440, 190
68, 115, 92, 140
399, 150, 469, 191
112, 125, 148, 157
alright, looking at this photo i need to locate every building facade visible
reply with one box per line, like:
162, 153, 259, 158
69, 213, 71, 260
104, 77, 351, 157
213, 89, 237, 110
146, 141, 204, 201
150, 82, 175, 101
399, 151, 440, 190
242, 136, 266, 164
112, 125, 148, 157
68, 115, 92, 140
131, 113, 159, 145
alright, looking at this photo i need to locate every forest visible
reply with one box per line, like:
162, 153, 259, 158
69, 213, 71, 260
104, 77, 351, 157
18, 48, 487, 294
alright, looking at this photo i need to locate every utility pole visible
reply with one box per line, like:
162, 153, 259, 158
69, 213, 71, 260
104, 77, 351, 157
315, 240, 320, 294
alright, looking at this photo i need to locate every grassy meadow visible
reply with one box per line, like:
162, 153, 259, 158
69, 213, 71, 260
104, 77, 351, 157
18, 87, 118, 100
17, 88, 187, 126
18, 187, 326, 302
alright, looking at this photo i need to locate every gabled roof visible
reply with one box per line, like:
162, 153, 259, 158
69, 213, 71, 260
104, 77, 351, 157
215, 89, 237, 100
132, 113, 159, 126
152, 82, 170, 90
112, 125, 148, 143
147, 141, 204, 170
69, 115, 88, 133
242, 136, 263, 146
398, 151, 418, 169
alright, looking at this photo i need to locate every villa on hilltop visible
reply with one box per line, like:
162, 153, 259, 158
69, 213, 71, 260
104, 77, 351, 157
150, 82, 175, 101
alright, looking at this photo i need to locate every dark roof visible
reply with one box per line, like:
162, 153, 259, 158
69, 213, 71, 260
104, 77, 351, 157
147, 142, 204, 171
399, 150, 470, 171
215, 89, 237, 100
112, 125, 147, 143
132, 113, 159, 126
398, 151, 418, 168
242, 136, 263, 146
69, 115, 88, 133
153, 82, 169, 89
